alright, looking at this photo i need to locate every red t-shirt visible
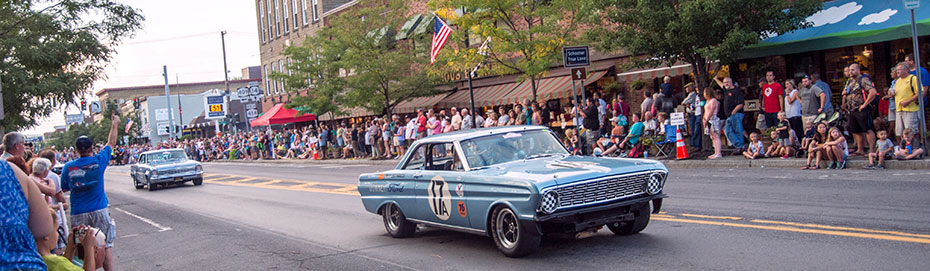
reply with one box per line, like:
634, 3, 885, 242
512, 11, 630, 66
761, 82, 784, 113
417, 116, 427, 132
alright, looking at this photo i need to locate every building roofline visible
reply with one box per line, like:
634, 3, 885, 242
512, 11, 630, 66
95, 78, 262, 96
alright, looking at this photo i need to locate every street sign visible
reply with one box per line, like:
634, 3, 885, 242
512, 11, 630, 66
904, 0, 919, 9
203, 95, 227, 120
571, 68, 587, 80
65, 114, 84, 125
562, 46, 590, 68
156, 122, 170, 136
89, 101, 102, 114
670, 112, 685, 126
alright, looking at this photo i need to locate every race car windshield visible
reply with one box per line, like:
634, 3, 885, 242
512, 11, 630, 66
461, 130, 568, 168
147, 150, 188, 163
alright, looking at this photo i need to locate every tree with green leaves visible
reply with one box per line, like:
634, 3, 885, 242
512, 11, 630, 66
0, 0, 144, 131
428, 0, 590, 102
272, 0, 441, 118
586, 0, 821, 91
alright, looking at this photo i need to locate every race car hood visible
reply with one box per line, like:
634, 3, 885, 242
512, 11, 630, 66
478, 155, 666, 186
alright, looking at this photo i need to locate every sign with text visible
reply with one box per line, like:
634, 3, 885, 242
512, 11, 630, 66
203, 95, 227, 120
237, 85, 264, 123
670, 112, 685, 126
562, 46, 590, 68
571, 68, 587, 80
904, 0, 919, 9
65, 114, 84, 125
156, 122, 170, 136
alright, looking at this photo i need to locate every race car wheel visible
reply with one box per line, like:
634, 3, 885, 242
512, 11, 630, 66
147, 177, 157, 191
133, 176, 144, 189
491, 206, 540, 257
382, 203, 416, 238
608, 203, 650, 235
193, 178, 203, 186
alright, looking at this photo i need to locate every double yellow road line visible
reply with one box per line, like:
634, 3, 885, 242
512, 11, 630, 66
654, 213, 930, 245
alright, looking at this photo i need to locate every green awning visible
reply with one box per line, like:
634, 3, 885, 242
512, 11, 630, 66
395, 15, 424, 40
740, 0, 930, 59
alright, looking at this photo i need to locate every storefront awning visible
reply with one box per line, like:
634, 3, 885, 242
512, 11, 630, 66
319, 107, 375, 121
740, 0, 930, 59
393, 93, 451, 114
437, 82, 520, 109
506, 71, 608, 103
616, 64, 692, 83
250, 103, 317, 127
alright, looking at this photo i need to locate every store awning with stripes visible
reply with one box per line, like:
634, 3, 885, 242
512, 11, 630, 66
506, 70, 608, 103
437, 82, 520, 109
393, 93, 452, 114
319, 107, 375, 121
616, 64, 692, 83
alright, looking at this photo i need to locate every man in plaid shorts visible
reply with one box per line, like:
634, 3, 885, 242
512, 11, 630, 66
61, 114, 120, 271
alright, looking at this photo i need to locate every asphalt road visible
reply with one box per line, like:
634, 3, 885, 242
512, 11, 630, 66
99, 162, 930, 270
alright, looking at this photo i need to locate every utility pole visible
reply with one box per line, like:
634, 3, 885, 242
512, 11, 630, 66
221, 30, 231, 134
176, 74, 183, 137
906, 1, 927, 148
0, 74, 5, 135
163, 65, 175, 140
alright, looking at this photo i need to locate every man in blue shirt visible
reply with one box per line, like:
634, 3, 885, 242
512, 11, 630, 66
811, 73, 835, 115
61, 114, 119, 271
906, 53, 929, 101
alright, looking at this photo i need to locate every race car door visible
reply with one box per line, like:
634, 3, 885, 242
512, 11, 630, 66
414, 142, 471, 228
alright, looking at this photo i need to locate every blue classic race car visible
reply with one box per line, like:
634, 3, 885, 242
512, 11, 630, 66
358, 126, 668, 257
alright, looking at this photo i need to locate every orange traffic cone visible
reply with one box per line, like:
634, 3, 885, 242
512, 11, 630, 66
675, 126, 689, 160
312, 149, 320, 160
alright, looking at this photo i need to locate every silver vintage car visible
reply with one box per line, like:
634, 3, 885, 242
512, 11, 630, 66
359, 126, 668, 257
130, 148, 204, 191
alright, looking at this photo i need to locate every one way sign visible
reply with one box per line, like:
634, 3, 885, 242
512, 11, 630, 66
571, 68, 586, 80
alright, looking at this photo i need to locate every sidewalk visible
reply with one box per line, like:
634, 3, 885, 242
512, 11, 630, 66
211, 154, 929, 170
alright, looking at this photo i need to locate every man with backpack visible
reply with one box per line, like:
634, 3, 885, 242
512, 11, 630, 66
843, 63, 878, 156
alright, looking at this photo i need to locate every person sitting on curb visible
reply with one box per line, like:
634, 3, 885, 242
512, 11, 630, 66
742, 132, 765, 159
866, 129, 895, 169
803, 122, 830, 170
895, 128, 925, 160
823, 127, 848, 169
765, 130, 781, 158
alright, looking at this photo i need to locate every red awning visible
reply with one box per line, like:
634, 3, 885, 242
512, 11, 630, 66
250, 103, 317, 127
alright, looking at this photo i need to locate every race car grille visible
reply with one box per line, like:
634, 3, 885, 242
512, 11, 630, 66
554, 172, 652, 208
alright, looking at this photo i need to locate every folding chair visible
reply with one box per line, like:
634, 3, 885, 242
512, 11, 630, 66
653, 124, 678, 159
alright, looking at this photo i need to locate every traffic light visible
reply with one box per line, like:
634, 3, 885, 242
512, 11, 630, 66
80, 100, 86, 111
133, 98, 140, 109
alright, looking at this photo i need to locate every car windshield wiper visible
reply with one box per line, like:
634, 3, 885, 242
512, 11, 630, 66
525, 153, 555, 160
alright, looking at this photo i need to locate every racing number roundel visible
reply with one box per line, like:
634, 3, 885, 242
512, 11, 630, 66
428, 175, 452, 220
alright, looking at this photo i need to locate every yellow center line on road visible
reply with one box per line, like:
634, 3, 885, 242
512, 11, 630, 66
680, 213, 743, 220
653, 217, 930, 245
254, 180, 282, 186
750, 219, 930, 239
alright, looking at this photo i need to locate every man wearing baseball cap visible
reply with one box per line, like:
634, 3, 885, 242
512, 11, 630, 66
60, 114, 119, 271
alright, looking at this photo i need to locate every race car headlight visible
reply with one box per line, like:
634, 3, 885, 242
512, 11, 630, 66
150, 170, 158, 177
538, 190, 559, 214
646, 172, 665, 195
194, 164, 203, 171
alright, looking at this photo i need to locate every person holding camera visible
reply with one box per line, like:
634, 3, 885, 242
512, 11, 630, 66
60, 114, 120, 271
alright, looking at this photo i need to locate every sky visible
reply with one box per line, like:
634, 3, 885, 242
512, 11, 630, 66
23, 0, 261, 135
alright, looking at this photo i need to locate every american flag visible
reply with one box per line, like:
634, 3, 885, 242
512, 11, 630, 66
125, 119, 133, 133
431, 16, 452, 64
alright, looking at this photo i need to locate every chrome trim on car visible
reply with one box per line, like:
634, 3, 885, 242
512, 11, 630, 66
540, 170, 667, 212
407, 218, 487, 235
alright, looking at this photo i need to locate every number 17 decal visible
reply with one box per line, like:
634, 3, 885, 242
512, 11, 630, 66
428, 176, 451, 220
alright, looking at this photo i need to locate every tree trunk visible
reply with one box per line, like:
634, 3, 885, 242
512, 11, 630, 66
690, 56, 710, 92
530, 77, 538, 102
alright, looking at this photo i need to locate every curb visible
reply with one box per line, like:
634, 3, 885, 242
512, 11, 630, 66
660, 157, 928, 170
204, 156, 927, 170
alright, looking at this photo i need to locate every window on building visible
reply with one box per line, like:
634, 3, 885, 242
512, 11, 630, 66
292, 0, 299, 29
266, 0, 273, 39
311, 0, 319, 22
271, 64, 278, 94
264, 65, 271, 96
258, 0, 266, 43
273, 0, 280, 37
301, 0, 308, 26
278, 60, 285, 92
282, 0, 289, 33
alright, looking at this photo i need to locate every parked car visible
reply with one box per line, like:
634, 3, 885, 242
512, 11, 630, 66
358, 126, 668, 257
130, 148, 204, 191
51, 163, 63, 175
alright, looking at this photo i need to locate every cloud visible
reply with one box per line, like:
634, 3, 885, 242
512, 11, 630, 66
807, 2, 862, 27
858, 9, 898, 25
